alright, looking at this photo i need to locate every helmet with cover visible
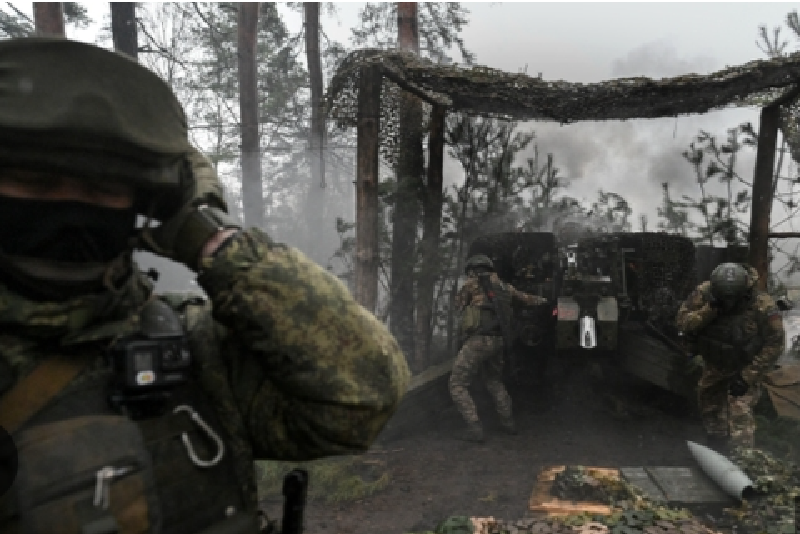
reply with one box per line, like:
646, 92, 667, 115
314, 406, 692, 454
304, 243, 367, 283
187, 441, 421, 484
0, 37, 192, 216
0, 38, 195, 300
464, 254, 495, 274
709, 262, 751, 308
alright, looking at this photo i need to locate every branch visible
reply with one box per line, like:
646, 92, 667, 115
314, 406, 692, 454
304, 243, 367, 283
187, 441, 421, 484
769, 232, 800, 238
6, 2, 32, 24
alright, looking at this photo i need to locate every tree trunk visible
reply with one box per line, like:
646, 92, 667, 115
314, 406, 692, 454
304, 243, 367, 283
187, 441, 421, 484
750, 105, 780, 291
304, 2, 326, 263
390, 2, 423, 368
355, 65, 382, 312
33, 3, 64, 36
110, 3, 138, 59
414, 104, 445, 370
238, 3, 265, 230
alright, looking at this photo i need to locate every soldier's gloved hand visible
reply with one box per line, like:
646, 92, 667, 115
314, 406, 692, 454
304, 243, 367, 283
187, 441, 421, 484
141, 147, 240, 270
728, 373, 749, 397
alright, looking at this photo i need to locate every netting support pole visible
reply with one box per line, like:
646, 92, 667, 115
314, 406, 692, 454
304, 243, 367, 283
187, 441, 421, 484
415, 104, 446, 370
750, 105, 780, 291
355, 65, 382, 312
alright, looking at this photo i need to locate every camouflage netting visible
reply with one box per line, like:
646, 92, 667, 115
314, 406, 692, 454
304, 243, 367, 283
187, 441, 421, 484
326, 48, 800, 174
327, 49, 800, 125
411, 452, 800, 534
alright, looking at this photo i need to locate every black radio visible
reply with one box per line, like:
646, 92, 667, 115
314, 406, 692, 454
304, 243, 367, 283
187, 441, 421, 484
107, 298, 192, 418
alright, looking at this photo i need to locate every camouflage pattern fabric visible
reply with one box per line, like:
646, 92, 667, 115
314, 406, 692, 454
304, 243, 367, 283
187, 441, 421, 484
449, 335, 511, 426
0, 227, 411, 513
696, 366, 761, 447
455, 272, 547, 310
418, 446, 800, 534
420, 515, 715, 534
676, 280, 784, 444
450, 273, 544, 428
196, 228, 411, 460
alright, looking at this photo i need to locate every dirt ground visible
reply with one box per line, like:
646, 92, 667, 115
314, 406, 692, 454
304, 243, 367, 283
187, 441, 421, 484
261, 354, 711, 534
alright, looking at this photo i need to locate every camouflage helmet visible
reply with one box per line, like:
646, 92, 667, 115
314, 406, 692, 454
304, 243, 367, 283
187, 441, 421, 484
710, 262, 751, 304
0, 38, 193, 219
464, 254, 494, 273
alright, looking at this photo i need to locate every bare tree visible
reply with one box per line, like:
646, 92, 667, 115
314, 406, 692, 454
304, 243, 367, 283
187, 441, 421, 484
304, 2, 327, 263
111, 3, 137, 59
33, 3, 65, 36
238, 3, 265, 230
389, 2, 423, 367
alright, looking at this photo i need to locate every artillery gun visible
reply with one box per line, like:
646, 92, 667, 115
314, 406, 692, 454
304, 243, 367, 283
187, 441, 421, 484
465, 222, 730, 397
466, 226, 800, 423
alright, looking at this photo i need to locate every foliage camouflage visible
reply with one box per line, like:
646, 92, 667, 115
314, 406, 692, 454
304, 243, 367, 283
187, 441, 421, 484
413, 448, 800, 534
725, 446, 800, 534
326, 48, 800, 124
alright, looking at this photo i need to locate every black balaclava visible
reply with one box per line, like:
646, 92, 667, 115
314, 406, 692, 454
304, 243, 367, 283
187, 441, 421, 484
0, 195, 138, 300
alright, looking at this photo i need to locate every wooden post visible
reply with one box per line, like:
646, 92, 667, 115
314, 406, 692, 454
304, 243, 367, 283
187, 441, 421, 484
355, 65, 382, 312
390, 2, 423, 364
33, 3, 65, 36
749, 105, 781, 291
238, 3, 265, 230
111, 3, 138, 60
414, 104, 446, 369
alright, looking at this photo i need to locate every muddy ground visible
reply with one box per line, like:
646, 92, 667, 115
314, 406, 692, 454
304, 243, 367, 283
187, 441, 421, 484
261, 354, 712, 534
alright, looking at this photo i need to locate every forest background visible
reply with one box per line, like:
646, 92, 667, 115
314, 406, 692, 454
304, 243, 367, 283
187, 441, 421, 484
5, 2, 800, 372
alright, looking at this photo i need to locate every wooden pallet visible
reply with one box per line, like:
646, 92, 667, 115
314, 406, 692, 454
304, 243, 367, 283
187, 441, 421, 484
529, 466, 619, 516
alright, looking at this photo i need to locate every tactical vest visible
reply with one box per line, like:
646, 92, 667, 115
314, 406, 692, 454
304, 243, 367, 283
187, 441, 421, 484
1, 293, 260, 534
462, 277, 512, 337
693, 306, 762, 370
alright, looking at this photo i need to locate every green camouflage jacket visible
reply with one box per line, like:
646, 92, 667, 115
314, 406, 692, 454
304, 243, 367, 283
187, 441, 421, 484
0, 228, 411, 510
675, 280, 784, 382
455, 272, 547, 312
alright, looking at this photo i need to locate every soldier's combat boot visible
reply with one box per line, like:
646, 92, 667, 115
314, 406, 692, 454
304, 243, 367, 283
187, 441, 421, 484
499, 417, 518, 435
457, 422, 484, 443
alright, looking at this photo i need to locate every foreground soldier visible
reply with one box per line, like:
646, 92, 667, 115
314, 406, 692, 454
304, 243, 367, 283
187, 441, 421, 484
450, 254, 547, 442
0, 38, 410, 533
676, 262, 784, 451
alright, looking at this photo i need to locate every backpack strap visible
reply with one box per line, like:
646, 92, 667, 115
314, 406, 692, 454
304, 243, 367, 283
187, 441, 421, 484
0, 354, 91, 528
0, 354, 90, 434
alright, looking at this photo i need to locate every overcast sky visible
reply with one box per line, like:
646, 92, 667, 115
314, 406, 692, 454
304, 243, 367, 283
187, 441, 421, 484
280, 2, 800, 237
12, 2, 800, 236
308, 3, 800, 236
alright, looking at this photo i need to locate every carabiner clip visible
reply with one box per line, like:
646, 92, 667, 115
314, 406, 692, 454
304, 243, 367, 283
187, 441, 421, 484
174, 404, 225, 468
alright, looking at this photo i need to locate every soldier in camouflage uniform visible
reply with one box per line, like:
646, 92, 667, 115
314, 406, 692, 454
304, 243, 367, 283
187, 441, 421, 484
676, 263, 784, 451
0, 39, 410, 533
450, 254, 548, 443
